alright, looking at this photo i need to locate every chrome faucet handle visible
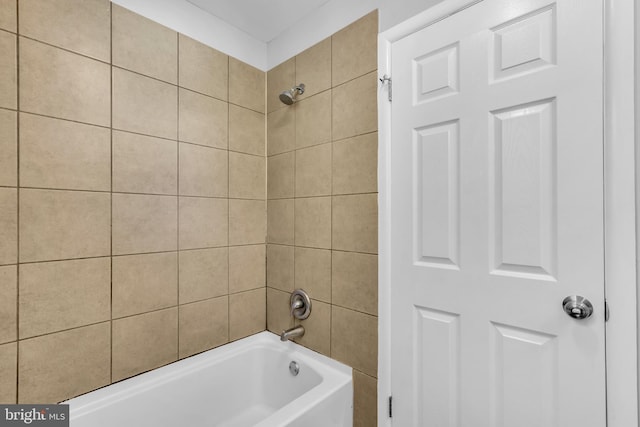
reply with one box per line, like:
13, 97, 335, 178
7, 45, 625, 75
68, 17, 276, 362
290, 289, 312, 320
290, 296, 305, 317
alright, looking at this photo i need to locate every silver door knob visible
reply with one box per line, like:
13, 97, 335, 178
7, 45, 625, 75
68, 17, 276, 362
562, 296, 593, 319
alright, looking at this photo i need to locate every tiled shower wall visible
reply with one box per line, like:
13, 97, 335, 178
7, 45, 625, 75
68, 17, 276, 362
265, 12, 379, 427
0, 0, 266, 403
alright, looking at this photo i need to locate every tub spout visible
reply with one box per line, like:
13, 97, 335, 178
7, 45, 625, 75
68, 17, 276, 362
280, 325, 305, 342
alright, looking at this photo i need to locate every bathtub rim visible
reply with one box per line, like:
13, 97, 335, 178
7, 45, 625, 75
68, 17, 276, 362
65, 330, 352, 423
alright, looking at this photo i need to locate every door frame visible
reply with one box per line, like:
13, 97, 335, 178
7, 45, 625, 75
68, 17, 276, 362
376, 0, 638, 425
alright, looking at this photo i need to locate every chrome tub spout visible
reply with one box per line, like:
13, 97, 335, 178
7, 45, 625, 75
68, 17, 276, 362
280, 325, 305, 342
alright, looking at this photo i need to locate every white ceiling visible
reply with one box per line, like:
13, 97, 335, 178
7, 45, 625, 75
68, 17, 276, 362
186, 0, 333, 42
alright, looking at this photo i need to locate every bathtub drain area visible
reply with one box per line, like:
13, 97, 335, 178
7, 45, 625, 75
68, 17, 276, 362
289, 361, 299, 376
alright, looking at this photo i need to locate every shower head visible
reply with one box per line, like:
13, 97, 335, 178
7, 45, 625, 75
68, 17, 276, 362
279, 84, 305, 105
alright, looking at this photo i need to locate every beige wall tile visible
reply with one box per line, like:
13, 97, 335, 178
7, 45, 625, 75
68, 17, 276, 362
113, 252, 178, 319
20, 189, 110, 263
112, 193, 177, 255
267, 287, 293, 334
179, 247, 228, 304
19, 258, 110, 339
296, 38, 331, 98
113, 67, 177, 139
332, 251, 377, 315
0, 265, 16, 344
295, 197, 331, 249
229, 200, 266, 245
229, 152, 265, 200
267, 199, 294, 245
333, 132, 378, 195
0, 0, 16, 32
229, 104, 265, 156
0, 342, 16, 403
0, 109, 16, 187
354, 370, 378, 427
331, 306, 377, 376
229, 288, 265, 340
267, 244, 294, 292
112, 4, 177, 83
19, 322, 110, 403
296, 143, 331, 197
295, 247, 331, 303
295, 299, 330, 357
229, 57, 265, 113
179, 143, 228, 197
20, 113, 111, 191
112, 308, 178, 382
20, 38, 109, 126
332, 194, 378, 254
332, 72, 377, 141
332, 11, 378, 87
268, 152, 294, 199
0, 31, 16, 109
113, 130, 177, 195
179, 34, 228, 101
0, 188, 16, 265
179, 197, 228, 249
229, 245, 266, 293
19, 0, 110, 61
296, 90, 331, 149
179, 88, 228, 149
267, 58, 294, 114
267, 108, 295, 156
179, 296, 228, 358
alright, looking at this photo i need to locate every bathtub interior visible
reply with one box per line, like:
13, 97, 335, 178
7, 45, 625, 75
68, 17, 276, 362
66, 332, 351, 427
246, 344, 323, 408
211, 345, 325, 426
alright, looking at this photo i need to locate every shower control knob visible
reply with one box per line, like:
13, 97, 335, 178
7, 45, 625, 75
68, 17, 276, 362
290, 289, 312, 320
562, 295, 593, 319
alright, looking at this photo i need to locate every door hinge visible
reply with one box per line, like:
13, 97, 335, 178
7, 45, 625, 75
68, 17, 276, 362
380, 75, 392, 101
388, 395, 393, 418
605, 299, 610, 322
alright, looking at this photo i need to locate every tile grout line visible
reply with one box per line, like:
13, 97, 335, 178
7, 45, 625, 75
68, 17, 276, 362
329, 34, 334, 358
263, 69, 268, 332
227, 56, 231, 344
109, 0, 114, 386
1, 183, 292, 198
14, 0, 20, 404
13, 107, 282, 155
17, 34, 111, 67
263, 67, 267, 333
176, 31, 181, 362
110, 61, 263, 116
5, 110, 110, 131
19, 319, 113, 346
4, 185, 278, 200
264, 128, 379, 158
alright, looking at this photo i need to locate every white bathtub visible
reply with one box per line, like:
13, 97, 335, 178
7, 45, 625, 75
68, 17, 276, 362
65, 331, 353, 426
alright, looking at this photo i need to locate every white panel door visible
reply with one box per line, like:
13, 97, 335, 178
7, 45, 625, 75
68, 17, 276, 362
389, 0, 605, 426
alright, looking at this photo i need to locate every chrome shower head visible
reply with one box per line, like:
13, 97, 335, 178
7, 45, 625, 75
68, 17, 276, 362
279, 91, 295, 105
279, 83, 305, 105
